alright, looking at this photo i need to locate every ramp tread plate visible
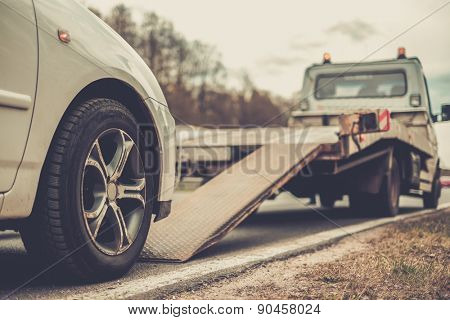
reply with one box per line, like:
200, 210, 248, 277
141, 143, 321, 262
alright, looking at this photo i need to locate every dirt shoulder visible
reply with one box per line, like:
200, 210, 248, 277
169, 212, 449, 300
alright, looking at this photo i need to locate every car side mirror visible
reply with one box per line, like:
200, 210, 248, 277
441, 104, 450, 122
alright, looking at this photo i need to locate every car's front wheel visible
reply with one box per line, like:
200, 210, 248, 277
20, 98, 153, 281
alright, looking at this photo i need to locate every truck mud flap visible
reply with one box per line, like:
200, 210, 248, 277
140, 142, 322, 262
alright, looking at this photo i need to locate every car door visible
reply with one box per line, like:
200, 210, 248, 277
0, 0, 38, 192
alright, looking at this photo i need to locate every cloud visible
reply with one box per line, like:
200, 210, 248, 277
289, 38, 325, 51
327, 19, 377, 41
255, 55, 306, 76
258, 55, 305, 68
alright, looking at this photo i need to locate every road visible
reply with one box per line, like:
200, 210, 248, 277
1, 189, 449, 299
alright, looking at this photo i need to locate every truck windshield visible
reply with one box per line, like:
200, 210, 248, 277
315, 71, 406, 99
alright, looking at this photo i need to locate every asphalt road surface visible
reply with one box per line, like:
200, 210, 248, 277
1, 190, 449, 299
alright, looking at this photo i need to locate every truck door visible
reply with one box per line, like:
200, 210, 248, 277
0, 0, 38, 192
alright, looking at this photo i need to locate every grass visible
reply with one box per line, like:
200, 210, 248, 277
306, 213, 449, 299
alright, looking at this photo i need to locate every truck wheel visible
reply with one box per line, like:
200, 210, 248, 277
349, 158, 401, 217
373, 157, 401, 217
20, 99, 153, 281
423, 168, 441, 209
319, 193, 336, 208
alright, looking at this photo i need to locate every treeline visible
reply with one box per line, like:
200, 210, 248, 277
89, 4, 288, 126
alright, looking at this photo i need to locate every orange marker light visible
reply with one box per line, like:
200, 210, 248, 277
323, 52, 331, 64
397, 47, 406, 59
58, 29, 71, 43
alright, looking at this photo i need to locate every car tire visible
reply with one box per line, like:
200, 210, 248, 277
20, 98, 154, 281
423, 168, 441, 209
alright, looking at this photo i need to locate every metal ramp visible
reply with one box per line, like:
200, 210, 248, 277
141, 142, 322, 262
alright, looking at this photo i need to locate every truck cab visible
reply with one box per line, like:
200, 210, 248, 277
292, 49, 437, 120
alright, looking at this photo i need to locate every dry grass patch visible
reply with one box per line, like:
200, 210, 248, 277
308, 213, 449, 299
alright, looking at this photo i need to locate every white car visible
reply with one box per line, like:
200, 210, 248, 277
0, 0, 176, 280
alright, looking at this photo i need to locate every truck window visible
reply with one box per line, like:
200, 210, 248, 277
315, 71, 407, 99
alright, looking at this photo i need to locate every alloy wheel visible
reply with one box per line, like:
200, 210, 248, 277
81, 129, 146, 255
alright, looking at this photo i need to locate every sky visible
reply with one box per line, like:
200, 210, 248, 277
83, 0, 450, 113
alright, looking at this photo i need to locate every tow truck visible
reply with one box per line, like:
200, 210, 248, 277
141, 49, 450, 262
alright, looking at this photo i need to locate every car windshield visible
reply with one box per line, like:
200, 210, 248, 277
315, 71, 406, 99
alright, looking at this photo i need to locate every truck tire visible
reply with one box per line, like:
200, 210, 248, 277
319, 193, 336, 208
20, 99, 153, 281
423, 168, 441, 209
349, 157, 401, 217
372, 157, 401, 217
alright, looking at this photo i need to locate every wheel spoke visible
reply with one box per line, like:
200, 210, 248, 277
92, 140, 108, 178
84, 197, 107, 219
110, 202, 131, 251
109, 132, 134, 181
89, 203, 109, 239
116, 178, 146, 206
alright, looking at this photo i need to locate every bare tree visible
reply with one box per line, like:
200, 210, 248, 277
105, 4, 137, 47
97, 4, 286, 126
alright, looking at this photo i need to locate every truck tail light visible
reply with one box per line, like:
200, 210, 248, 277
299, 98, 310, 111
440, 177, 450, 188
410, 94, 421, 107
